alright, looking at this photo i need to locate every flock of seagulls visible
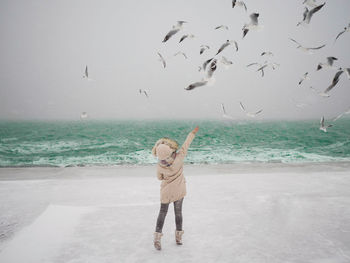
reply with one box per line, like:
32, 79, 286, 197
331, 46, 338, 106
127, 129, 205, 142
81, 1, 349, 129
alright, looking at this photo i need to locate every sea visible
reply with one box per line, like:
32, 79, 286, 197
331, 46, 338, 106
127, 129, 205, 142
0, 119, 350, 167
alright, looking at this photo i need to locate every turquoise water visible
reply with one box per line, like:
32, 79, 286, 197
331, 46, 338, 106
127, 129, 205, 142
0, 120, 350, 167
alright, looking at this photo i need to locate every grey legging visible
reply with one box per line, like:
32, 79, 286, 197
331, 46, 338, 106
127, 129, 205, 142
155, 198, 183, 233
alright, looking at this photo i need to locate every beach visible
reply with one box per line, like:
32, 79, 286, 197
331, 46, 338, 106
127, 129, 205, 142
1, 163, 350, 263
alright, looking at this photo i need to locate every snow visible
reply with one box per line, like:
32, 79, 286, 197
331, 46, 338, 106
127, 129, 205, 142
0, 164, 350, 263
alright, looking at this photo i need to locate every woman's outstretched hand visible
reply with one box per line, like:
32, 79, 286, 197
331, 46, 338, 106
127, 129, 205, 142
192, 126, 199, 134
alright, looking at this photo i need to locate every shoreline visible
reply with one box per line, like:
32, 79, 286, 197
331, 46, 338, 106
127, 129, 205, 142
1, 161, 350, 181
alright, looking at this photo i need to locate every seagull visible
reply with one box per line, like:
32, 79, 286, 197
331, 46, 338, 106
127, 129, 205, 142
334, 23, 350, 43
317, 57, 338, 71
200, 45, 210, 55
309, 86, 330, 97
179, 34, 195, 43
83, 65, 94, 81
80, 112, 88, 120
319, 116, 333, 132
185, 79, 208, 91
247, 62, 266, 77
162, 21, 187, 42
221, 103, 234, 119
216, 40, 237, 55
157, 52, 166, 68
242, 13, 260, 39
215, 25, 229, 30
83, 65, 89, 78
232, 0, 247, 11
333, 107, 350, 121
261, 51, 274, 57
239, 102, 263, 117
247, 61, 278, 77
139, 89, 149, 98
221, 56, 233, 66
289, 38, 325, 54
297, 3, 325, 26
303, 0, 318, 8
320, 70, 344, 97
206, 59, 218, 79
174, 51, 188, 59
299, 72, 309, 85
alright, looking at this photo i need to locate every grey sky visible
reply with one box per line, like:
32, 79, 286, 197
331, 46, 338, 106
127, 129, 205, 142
0, 0, 349, 120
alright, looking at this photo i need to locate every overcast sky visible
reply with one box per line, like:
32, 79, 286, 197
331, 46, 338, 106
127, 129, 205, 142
0, 0, 349, 120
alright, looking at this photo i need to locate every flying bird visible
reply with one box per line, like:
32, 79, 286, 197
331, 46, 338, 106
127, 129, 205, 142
319, 116, 333, 132
200, 45, 210, 55
80, 112, 88, 119
179, 34, 195, 43
174, 51, 188, 59
242, 13, 260, 38
157, 52, 166, 68
221, 103, 234, 119
139, 89, 149, 98
316, 57, 338, 71
261, 51, 274, 57
82, 65, 94, 81
239, 102, 263, 117
162, 21, 187, 42
185, 79, 208, 91
333, 107, 350, 121
334, 23, 350, 43
232, 0, 247, 11
215, 25, 229, 30
297, 3, 325, 26
298, 72, 309, 85
289, 38, 325, 54
216, 40, 237, 55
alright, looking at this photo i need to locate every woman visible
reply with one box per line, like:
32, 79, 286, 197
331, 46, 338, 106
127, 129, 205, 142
151, 126, 199, 250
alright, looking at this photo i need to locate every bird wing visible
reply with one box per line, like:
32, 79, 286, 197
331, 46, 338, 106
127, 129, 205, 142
246, 62, 260, 67
243, 28, 249, 38
157, 52, 166, 68
221, 103, 227, 114
241, 2, 247, 11
234, 41, 238, 51
327, 57, 337, 66
85, 66, 88, 77
320, 116, 324, 127
324, 70, 344, 93
185, 80, 208, 90
232, 0, 237, 8
255, 109, 263, 115
289, 38, 301, 47
163, 28, 179, 42
308, 44, 326, 50
334, 30, 346, 42
179, 35, 188, 43
239, 102, 246, 111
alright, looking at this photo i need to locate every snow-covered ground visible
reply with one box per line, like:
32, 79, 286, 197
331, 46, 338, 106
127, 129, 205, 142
0, 163, 350, 263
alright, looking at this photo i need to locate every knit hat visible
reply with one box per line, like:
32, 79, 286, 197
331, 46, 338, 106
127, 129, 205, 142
152, 137, 179, 159
155, 144, 174, 160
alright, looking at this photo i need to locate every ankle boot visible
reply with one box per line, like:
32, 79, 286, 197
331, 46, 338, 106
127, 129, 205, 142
154, 232, 163, 250
175, 230, 184, 245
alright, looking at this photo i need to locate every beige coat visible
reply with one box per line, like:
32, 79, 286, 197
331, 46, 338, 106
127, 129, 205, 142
156, 132, 196, 204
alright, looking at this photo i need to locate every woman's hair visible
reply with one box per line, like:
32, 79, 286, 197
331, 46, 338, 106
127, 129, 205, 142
152, 137, 179, 157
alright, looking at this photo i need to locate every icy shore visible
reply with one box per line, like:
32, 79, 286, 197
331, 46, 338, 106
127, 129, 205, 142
0, 163, 350, 263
